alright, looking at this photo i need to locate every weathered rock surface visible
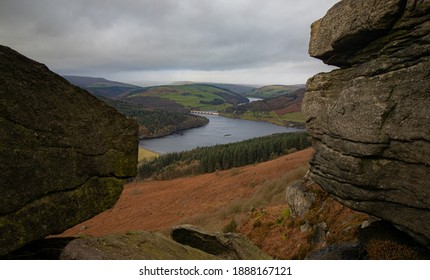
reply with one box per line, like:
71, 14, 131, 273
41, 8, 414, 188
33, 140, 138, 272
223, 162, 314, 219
0, 45, 138, 256
285, 181, 315, 217
171, 225, 272, 260
303, 0, 430, 247
60, 231, 219, 260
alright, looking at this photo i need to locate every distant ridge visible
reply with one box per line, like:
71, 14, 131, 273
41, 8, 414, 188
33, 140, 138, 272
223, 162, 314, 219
246, 84, 305, 99
198, 83, 256, 95
63, 75, 142, 98
170, 81, 258, 94
225, 88, 305, 114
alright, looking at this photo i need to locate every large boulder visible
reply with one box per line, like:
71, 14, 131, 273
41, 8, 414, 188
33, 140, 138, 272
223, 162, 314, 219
0, 45, 138, 256
60, 231, 219, 260
171, 225, 272, 260
302, 0, 430, 247
285, 181, 315, 218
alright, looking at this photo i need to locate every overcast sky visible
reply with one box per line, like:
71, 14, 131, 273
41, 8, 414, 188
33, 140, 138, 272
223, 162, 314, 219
0, 0, 339, 85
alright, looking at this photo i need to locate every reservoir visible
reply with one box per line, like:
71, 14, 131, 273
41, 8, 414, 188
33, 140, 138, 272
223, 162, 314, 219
139, 114, 303, 154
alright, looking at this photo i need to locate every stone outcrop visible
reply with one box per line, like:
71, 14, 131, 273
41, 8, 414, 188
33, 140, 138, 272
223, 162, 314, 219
285, 181, 315, 217
303, 0, 430, 247
0, 45, 138, 256
60, 225, 272, 260
171, 225, 272, 260
60, 232, 219, 260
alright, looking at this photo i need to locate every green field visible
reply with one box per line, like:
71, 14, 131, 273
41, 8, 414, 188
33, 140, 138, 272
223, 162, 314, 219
156, 88, 230, 111
223, 111, 305, 127
126, 84, 247, 112
138, 147, 159, 163
246, 85, 305, 99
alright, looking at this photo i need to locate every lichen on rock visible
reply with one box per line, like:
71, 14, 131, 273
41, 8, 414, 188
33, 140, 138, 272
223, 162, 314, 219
302, 0, 430, 248
60, 231, 220, 260
0, 45, 138, 256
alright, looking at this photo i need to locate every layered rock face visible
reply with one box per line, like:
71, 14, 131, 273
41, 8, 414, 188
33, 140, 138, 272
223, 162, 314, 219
0, 46, 138, 256
303, 0, 430, 246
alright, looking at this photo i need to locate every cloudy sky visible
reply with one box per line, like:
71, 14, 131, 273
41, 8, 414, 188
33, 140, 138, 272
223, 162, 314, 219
0, 0, 338, 85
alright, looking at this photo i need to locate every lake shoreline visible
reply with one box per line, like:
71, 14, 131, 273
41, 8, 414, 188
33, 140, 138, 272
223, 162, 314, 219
139, 113, 304, 154
138, 114, 209, 140
220, 112, 306, 129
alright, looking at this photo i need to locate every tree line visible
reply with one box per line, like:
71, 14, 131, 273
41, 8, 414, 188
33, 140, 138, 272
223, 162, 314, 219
138, 132, 310, 180
97, 96, 208, 138
128, 110, 202, 134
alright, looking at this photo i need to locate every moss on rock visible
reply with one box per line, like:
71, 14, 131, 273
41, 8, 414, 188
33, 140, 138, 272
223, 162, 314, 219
0, 45, 138, 256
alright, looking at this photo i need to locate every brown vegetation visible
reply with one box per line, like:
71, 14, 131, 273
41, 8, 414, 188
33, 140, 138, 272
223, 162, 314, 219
58, 149, 313, 237
367, 239, 420, 260
238, 183, 369, 259
55, 148, 371, 259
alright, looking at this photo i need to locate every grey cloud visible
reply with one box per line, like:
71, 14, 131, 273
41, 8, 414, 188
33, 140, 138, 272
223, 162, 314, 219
0, 0, 339, 83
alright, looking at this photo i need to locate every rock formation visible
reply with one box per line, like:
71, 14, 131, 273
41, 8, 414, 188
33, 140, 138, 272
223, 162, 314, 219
0, 45, 138, 256
60, 226, 272, 260
285, 181, 315, 217
302, 0, 430, 247
171, 225, 272, 260
60, 231, 219, 260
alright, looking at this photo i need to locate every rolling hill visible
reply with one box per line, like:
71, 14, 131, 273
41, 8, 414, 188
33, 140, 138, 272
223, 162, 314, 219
63, 75, 142, 98
64, 76, 210, 138
246, 84, 305, 99
65, 75, 305, 129
223, 88, 306, 127
124, 84, 249, 111
199, 83, 257, 95
97, 96, 208, 139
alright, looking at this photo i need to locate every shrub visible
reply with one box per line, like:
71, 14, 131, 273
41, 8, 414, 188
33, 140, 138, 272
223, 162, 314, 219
223, 218, 238, 233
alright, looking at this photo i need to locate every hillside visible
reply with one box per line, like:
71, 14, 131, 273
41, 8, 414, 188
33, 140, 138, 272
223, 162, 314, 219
59, 150, 315, 236
98, 96, 208, 139
199, 83, 256, 95
64, 76, 211, 139
124, 84, 249, 111
223, 88, 306, 127
56, 148, 377, 259
246, 84, 305, 99
57, 146, 427, 259
137, 132, 310, 180
65, 76, 305, 129
63, 75, 142, 98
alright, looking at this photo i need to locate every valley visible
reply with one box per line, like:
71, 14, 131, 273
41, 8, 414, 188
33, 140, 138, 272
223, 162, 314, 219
65, 76, 306, 139
2, 0, 430, 263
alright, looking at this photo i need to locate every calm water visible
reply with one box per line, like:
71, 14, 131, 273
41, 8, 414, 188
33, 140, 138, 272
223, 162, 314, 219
139, 114, 303, 154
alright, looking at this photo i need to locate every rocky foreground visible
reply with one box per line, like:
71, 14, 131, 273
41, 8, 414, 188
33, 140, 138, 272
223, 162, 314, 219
1, 0, 429, 259
0, 45, 138, 256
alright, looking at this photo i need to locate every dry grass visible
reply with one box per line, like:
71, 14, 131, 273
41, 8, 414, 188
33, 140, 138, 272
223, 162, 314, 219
176, 156, 310, 234
367, 239, 421, 260
237, 181, 370, 259
138, 147, 159, 163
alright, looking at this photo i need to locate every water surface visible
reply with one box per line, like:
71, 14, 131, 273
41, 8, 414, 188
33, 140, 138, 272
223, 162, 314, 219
139, 114, 302, 154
